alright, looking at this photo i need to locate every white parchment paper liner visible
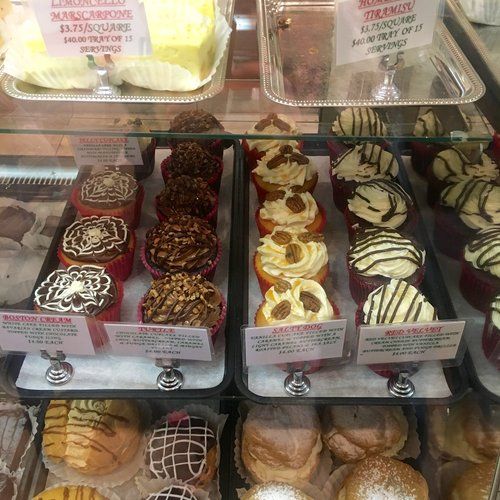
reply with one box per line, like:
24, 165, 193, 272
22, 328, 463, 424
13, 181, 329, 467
234, 401, 332, 491
34, 481, 121, 500
0, 461, 21, 500
321, 464, 354, 500
137, 404, 227, 500
41, 400, 151, 488
435, 460, 472, 499
114, 6, 231, 92
135, 477, 210, 500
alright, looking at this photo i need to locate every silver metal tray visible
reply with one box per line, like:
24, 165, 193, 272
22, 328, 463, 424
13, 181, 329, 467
0, 0, 234, 104
257, 0, 485, 107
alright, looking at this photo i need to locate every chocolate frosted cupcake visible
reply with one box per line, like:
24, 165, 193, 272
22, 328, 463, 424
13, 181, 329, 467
161, 141, 223, 192
71, 170, 143, 229
459, 225, 500, 312
155, 176, 218, 226
58, 216, 135, 281
483, 294, 500, 367
330, 143, 399, 211
434, 179, 500, 259
427, 148, 498, 206
345, 180, 417, 240
347, 228, 426, 302
142, 215, 221, 280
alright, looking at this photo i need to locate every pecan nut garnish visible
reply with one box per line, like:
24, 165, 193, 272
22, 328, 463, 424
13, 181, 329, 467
279, 144, 294, 155
266, 154, 288, 170
286, 193, 306, 213
290, 184, 308, 193
300, 291, 322, 313
265, 190, 286, 202
271, 230, 292, 245
273, 116, 292, 132
285, 243, 303, 263
274, 279, 291, 293
298, 232, 324, 243
271, 300, 291, 320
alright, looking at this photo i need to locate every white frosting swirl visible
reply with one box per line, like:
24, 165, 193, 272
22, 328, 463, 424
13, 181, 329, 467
413, 109, 445, 137
246, 114, 299, 153
259, 190, 319, 228
332, 108, 387, 137
332, 143, 398, 182
464, 225, 500, 278
261, 278, 334, 325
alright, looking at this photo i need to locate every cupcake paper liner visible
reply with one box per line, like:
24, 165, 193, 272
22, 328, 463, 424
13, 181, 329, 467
57, 231, 136, 282
155, 193, 219, 229
321, 464, 353, 500
329, 172, 356, 213
433, 206, 473, 260
482, 312, 500, 368
137, 139, 158, 181
34, 482, 121, 500
326, 139, 350, 164
0, 462, 19, 500
459, 257, 500, 313
251, 171, 318, 204
160, 155, 224, 193
410, 141, 446, 177
91, 279, 124, 348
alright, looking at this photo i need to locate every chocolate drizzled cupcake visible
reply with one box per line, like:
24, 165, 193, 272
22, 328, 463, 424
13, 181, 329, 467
146, 485, 199, 500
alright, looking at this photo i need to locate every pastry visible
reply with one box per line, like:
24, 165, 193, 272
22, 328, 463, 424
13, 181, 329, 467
450, 460, 496, 500
241, 404, 322, 486
155, 176, 218, 225
347, 228, 425, 302
483, 294, 500, 367
252, 145, 317, 202
146, 413, 218, 488
322, 405, 409, 463
338, 455, 429, 500
161, 142, 223, 192
434, 179, 500, 259
146, 485, 199, 500
58, 216, 135, 281
254, 227, 329, 294
142, 215, 220, 280
0, 205, 36, 243
241, 482, 313, 500
256, 188, 326, 236
71, 170, 143, 229
33, 485, 108, 500
459, 0, 500, 25
140, 272, 226, 338
42, 399, 141, 476
330, 142, 398, 211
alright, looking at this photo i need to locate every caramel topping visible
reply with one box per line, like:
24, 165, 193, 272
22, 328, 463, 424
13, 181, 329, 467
299, 291, 321, 313
285, 194, 306, 213
271, 230, 293, 245
271, 300, 292, 320
285, 243, 303, 263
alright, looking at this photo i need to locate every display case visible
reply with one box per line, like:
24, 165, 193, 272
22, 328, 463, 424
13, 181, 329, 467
0, 0, 498, 499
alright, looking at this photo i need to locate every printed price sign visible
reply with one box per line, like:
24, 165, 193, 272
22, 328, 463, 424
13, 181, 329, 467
29, 0, 152, 57
104, 323, 213, 361
357, 320, 465, 365
244, 320, 347, 367
0, 312, 95, 355
335, 0, 441, 65
70, 136, 143, 166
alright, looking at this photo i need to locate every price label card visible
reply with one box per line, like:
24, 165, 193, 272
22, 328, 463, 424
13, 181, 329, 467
29, 0, 152, 57
0, 312, 95, 355
104, 323, 213, 361
357, 320, 465, 365
71, 136, 143, 166
244, 320, 347, 367
336, 0, 441, 66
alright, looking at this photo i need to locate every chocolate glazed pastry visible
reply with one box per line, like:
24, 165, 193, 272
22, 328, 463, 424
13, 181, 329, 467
0, 205, 36, 243
0, 403, 32, 471
147, 485, 199, 500
146, 415, 217, 488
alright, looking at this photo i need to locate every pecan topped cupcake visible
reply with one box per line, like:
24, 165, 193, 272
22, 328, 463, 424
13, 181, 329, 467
142, 215, 221, 280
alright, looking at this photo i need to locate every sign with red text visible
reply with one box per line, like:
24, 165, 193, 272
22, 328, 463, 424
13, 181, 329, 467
29, 0, 151, 57
0, 312, 95, 355
104, 323, 213, 361
357, 320, 465, 365
336, 0, 441, 65
244, 320, 347, 367
71, 136, 143, 166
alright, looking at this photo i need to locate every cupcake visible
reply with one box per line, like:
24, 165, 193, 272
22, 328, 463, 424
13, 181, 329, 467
142, 215, 221, 280
426, 148, 498, 206
155, 176, 218, 226
327, 107, 388, 161
255, 278, 339, 373
330, 142, 399, 211
160, 141, 223, 192
459, 225, 500, 312
146, 412, 218, 488
168, 110, 225, 158
347, 228, 426, 303
34, 265, 122, 346
254, 227, 329, 294
71, 170, 144, 229
255, 188, 326, 237
58, 216, 135, 281
140, 272, 226, 339
33, 486, 109, 500
243, 113, 301, 168
434, 179, 500, 259
482, 294, 500, 368
345, 180, 417, 240
252, 145, 318, 203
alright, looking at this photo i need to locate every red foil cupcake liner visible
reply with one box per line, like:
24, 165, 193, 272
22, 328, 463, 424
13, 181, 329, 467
482, 312, 500, 369
70, 183, 144, 230
93, 278, 124, 347
160, 154, 224, 194
242, 139, 305, 170
140, 239, 222, 282
57, 231, 136, 282
154, 193, 219, 229
137, 293, 227, 343
410, 141, 446, 177
459, 257, 499, 313
433, 206, 472, 260
425, 164, 450, 207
